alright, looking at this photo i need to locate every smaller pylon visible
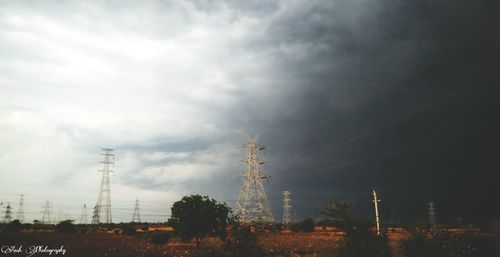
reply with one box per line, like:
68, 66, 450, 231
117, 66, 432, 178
428, 202, 436, 227
132, 198, 141, 223
282, 191, 291, 226
4, 203, 12, 223
16, 194, 24, 223
41, 200, 52, 224
80, 204, 88, 224
91, 203, 99, 224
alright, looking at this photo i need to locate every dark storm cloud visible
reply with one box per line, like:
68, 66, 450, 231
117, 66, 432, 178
225, 0, 500, 221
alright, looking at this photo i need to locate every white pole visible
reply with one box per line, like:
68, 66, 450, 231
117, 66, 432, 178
372, 190, 381, 235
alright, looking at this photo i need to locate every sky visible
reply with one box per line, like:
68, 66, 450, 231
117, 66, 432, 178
0, 0, 499, 224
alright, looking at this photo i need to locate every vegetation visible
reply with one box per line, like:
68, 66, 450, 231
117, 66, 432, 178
402, 230, 498, 257
291, 218, 315, 232
149, 232, 171, 245
169, 195, 230, 248
223, 225, 266, 257
56, 220, 76, 233
323, 199, 393, 257
5, 220, 22, 233
121, 223, 137, 235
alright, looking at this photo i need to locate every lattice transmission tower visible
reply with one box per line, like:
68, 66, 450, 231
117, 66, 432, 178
132, 198, 141, 223
92, 148, 114, 224
16, 194, 24, 223
80, 204, 88, 224
3, 203, 12, 223
282, 191, 291, 226
41, 200, 51, 224
235, 135, 274, 223
428, 202, 436, 227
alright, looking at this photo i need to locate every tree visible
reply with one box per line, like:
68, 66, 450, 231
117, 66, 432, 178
321, 199, 353, 232
169, 195, 230, 249
322, 199, 393, 257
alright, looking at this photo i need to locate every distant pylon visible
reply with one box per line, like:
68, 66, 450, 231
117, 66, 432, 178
235, 135, 274, 223
80, 204, 88, 224
428, 202, 436, 227
3, 203, 12, 223
92, 148, 114, 224
132, 198, 141, 223
16, 194, 24, 223
91, 204, 99, 224
41, 200, 51, 224
282, 191, 291, 226
372, 190, 381, 235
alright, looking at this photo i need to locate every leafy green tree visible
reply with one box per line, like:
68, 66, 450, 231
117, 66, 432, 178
169, 195, 230, 248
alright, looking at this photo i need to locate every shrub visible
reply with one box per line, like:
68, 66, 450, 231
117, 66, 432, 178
56, 220, 76, 233
291, 218, 315, 232
223, 226, 266, 257
402, 230, 497, 257
150, 232, 171, 245
121, 224, 137, 235
5, 220, 22, 233
339, 230, 393, 257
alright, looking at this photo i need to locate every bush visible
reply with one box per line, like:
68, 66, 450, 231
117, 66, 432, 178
402, 230, 497, 257
291, 218, 315, 232
150, 232, 171, 245
5, 220, 22, 233
339, 231, 393, 257
121, 224, 137, 235
56, 220, 76, 233
223, 226, 266, 257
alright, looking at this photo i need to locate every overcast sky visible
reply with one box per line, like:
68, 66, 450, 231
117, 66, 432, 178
0, 1, 499, 223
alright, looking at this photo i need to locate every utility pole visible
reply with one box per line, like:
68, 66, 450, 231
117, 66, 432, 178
4, 203, 12, 223
235, 135, 274, 223
16, 194, 24, 223
282, 191, 291, 226
132, 198, 141, 223
372, 190, 381, 235
80, 204, 88, 224
93, 148, 114, 224
428, 202, 436, 227
41, 200, 51, 224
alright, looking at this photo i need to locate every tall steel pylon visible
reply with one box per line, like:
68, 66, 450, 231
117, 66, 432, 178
16, 194, 24, 223
80, 204, 88, 224
41, 200, 51, 224
282, 191, 292, 226
3, 203, 12, 223
235, 135, 274, 223
428, 202, 436, 227
132, 198, 141, 223
92, 148, 114, 224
